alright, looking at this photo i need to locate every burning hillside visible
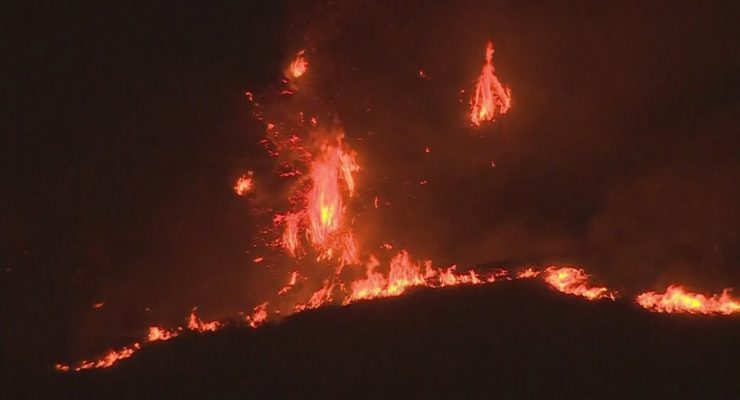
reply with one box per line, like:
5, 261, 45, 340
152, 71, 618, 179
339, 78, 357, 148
35, 280, 740, 399
52, 36, 740, 374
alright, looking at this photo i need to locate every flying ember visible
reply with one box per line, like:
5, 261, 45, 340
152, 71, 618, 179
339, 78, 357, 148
470, 41, 512, 126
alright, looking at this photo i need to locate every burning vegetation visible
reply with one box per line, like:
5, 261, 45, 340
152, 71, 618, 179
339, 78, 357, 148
54, 37, 739, 373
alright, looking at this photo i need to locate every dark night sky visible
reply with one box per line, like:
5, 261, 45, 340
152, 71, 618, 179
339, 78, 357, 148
3, 0, 740, 370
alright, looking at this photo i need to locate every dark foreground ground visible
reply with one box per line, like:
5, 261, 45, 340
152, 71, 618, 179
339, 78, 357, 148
7, 280, 740, 399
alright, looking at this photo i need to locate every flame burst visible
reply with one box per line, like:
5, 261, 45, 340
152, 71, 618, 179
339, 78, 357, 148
287, 49, 308, 79
147, 326, 179, 342
637, 286, 740, 315
544, 267, 617, 301
277, 132, 359, 264
233, 172, 254, 195
470, 41, 512, 126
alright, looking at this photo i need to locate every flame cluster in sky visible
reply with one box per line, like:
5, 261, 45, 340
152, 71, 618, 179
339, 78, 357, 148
470, 41, 512, 126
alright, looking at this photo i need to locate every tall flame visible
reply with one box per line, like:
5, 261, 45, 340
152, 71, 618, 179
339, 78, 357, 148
306, 135, 359, 251
470, 41, 512, 126
637, 286, 740, 315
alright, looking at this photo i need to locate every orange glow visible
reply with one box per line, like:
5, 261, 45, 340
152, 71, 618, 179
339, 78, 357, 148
287, 49, 308, 79
147, 326, 179, 342
544, 267, 616, 301
470, 41, 512, 126
234, 172, 254, 195
93, 301, 105, 309
637, 286, 740, 315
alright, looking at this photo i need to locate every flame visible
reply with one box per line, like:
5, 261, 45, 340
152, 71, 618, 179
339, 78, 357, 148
278, 270, 300, 295
345, 251, 484, 304
187, 309, 221, 332
147, 326, 179, 342
55, 343, 141, 372
307, 135, 359, 250
516, 268, 540, 279
287, 49, 308, 79
470, 41, 512, 126
637, 286, 740, 315
246, 302, 269, 328
544, 267, 617, 301
295, 280, 335, 312
234, 172, 254, 195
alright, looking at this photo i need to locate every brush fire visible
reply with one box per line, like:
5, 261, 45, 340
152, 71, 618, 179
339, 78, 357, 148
54, 39, 739, 373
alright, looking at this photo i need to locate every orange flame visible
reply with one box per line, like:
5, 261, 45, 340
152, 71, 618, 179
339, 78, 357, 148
295, 279, 335, 312
55, 343, 141, 372
278, 270, 300, 295
187, 309, 221, 332
307, 136, 359, 250
516, 268, 540, 279
544, 267, 617, 301
246, 302, 269, 328
234, 172, 254, 195
470, 41, 512, 126
147, 326, 179, 342
287, 50, 308, 79
636, 286, 740, 315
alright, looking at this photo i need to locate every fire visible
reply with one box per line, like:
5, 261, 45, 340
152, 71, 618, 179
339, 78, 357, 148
147, 326, 179, 342
295, 280, 335, 312
55, 36, 740, 376
306, 134, 359, 252
470, 41, 512, 126
287, 49, 308, 79
233, 172, 254, 195
543, 267, 616, 301
55, 343, 141, 372
187, 309, 221, 332
278, 270, 300, 295
517, 268, 540, 279
636, 286, 740, 315
246, 302, 269, 328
